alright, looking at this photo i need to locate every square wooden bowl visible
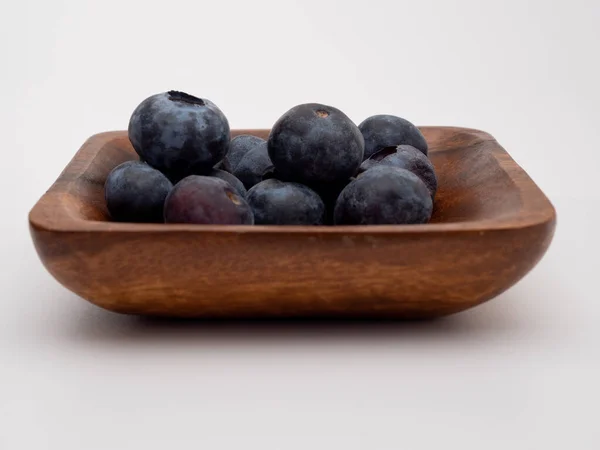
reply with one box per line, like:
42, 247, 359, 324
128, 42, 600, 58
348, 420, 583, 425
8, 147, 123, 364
29, 127, 556, 319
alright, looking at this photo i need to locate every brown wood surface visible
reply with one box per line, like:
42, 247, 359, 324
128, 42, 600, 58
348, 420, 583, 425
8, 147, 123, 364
28, 127, 556, 319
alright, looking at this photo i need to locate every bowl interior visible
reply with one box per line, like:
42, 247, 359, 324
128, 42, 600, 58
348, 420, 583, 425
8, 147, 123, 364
61, 128, 521, 225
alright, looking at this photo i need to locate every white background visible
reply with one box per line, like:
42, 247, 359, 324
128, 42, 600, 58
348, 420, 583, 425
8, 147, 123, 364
1, 0, 599, 448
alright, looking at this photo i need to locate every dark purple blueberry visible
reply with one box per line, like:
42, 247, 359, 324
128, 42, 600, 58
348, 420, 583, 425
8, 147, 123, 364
164, 176, 253, 225
267, 103, 364, 184
358, 114, 428, 159
222, 135, 265, 173
128, 91, 230, 181
233, 141, 273, 189
334, 166, 432, 225
247, 179, 325, 225
376, 145, 437, 197
357, 146, 398, 174
208, 169, 247, 198
358, 145, 437, 197
104, 161, 173, 223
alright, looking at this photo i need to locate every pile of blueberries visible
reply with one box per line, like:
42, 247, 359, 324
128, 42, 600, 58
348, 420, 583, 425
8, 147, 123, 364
105, 91, 436, 226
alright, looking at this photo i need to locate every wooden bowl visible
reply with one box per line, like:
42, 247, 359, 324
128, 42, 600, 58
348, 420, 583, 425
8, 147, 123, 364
29, 127, 556, 319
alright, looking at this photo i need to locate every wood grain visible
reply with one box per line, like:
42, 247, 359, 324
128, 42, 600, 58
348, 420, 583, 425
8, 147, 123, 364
28, 127, 556, 318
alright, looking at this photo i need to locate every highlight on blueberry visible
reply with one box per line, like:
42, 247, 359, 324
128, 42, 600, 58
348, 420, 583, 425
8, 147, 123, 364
128, 90, 230, 182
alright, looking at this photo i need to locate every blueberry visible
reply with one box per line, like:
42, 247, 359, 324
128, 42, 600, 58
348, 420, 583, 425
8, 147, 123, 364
104, 161, 173, 222
128, 91, 230, 181
268, 103, 364, 184
208, 169, 247, 198
357, 146, 397, 174
164, 176, 253, 225
359, 145, 437, 197
222, 135, 265, 173
334, 166, 432, 225
247, 179, 325, 225
233, 141, 274, 189
375, 145, 437, 197
358, 114, 428, 159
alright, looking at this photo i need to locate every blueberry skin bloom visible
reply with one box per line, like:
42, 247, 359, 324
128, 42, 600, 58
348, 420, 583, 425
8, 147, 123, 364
334, 166, 433, 225
268, 103, 364, 185
358, 114, 428, 159
128, 91, 230, 181
164, 176, 254, 225
222, 135, 265, 173
233, 142, 274, 189
104, 161, 173, 223
247, 179, 326, 225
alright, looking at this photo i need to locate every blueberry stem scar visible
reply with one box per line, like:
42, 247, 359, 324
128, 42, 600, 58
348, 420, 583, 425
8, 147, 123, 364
167, 90, 205, 106
226, 191, 242, 205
